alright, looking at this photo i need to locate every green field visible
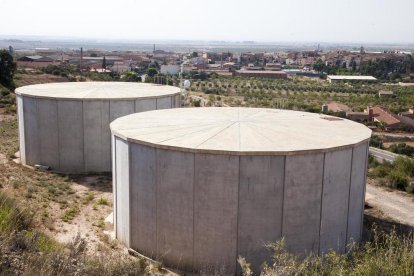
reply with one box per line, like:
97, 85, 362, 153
188, 76, 414, 113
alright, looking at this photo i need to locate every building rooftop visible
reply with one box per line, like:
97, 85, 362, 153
237, 70, 287, 74
378, 90, 394, 95
371, 106, 400, 125
327, 75, 377, 80
16, 82, 181, 100
111, 107, 371, 155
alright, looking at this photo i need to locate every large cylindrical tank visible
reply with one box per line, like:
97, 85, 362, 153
110, 107, 371, 274
16, 82, 181, 173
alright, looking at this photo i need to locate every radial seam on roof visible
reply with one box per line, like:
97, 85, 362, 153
113, 121, 224, 133
156, 123, 233, 144
240, 108, 265, 120
242, 122, 275, 146
194, 121, 239, 149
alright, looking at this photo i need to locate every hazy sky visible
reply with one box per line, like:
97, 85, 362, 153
1, 0, 413, 43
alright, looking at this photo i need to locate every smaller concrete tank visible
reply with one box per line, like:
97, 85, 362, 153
16, 82, 181, 173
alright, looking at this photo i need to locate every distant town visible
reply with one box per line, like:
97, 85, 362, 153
5, 40, 414, 132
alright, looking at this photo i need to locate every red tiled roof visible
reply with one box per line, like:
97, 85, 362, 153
327, 102, 351, 112
371, 106, 400, 125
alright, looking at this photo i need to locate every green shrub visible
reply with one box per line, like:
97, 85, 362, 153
394, 156, 414, 177
0, 192, 32, 233
388, 170, 408, 189
243, 228, 414, 276
389, 143, 414, 157
370, 135, 384, 149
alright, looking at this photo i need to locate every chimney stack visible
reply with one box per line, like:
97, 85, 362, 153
80, 47, 83, 73
368, 106, 373, 122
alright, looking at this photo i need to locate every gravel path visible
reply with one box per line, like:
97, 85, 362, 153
365, 184, 414, 227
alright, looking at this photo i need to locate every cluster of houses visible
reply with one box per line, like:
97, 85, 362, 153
12, 46, 414, 83
325, 101, 414, 131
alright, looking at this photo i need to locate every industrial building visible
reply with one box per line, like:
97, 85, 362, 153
233, 69, 288, 79
16, 82, 181, 173
327, 75, 377, 83
110, 107, 371, 274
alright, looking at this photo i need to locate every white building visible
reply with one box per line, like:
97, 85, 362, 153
161, 65, 180, 75
327, 75, 377, 83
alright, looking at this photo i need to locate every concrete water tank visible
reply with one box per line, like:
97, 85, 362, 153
110, 107, 371, 274
16, 82, 181, 173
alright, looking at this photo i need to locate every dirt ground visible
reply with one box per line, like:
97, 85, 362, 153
0, 115, 121, 255
383, 141, 414, 148
365, 180, 414, 229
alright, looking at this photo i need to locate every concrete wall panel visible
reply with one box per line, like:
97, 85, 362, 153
115, 137, 130, 246
174, 95, 181, 108
37, 99, 59, 169
17, 95, 26, 164
156, 149, 194, 269
129, 143, 157, 257
57, 100, 84, 172
194, 154, 239, 274
110, 100, 135, 122
111, 135, 117, 236
320, 148, 352, 253
156, 97, 172, 110
22, 97, 39, 165
283, 153, 324, 254
238, 155, 285, 272
347, 143, 368, 243
136, 99, 157, 112
84, 100, 105, 172
101, 101, 111, 171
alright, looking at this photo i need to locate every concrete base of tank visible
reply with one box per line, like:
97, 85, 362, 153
17, 94, 180, 173
112, 136, 369, 274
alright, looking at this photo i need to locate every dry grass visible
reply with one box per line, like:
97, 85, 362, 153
240, 228, 414, 276
0, 117, 113, 252
14, 71, 68, 87
0, 191, 158, 275
384, 141, 414, 148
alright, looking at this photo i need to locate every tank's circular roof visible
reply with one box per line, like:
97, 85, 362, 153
15, 82, 181, 100
111, 107, 372, 155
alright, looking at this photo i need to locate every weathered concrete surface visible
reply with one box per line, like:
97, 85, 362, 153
111, 108, 372, 155
111, 135, 117, 235
347, 143, 368, 244
37, 99, 59, 167
283, 153, 324, 255
109, 100, 135, 122
156, 149, 194, 270
58, 100, 84, 172
136, 99, 156, 112
114, 137, 130, 247
320, 148, 352, 253
156, 97, 172, 110
16, 95, 26, 165
238, 156, 284, 272
129, 143, 157, 258
194, 154, 239, 274
22, 97, 39, 165
83, 101, 106, 172
17, 83, 180, 173
174, 95, 181, 108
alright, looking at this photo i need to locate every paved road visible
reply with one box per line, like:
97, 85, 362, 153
374, 132, 414, 139
366, 184, 414, 228
369, 147, 399, 163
